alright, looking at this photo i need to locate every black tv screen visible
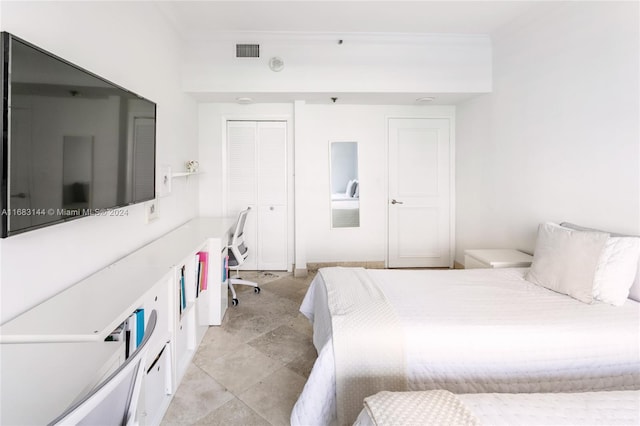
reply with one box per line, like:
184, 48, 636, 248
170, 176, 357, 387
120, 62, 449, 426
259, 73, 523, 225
1, 32, 156, 237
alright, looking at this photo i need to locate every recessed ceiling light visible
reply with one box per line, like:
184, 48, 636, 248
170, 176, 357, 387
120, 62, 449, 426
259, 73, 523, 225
236, 97, 253, 104
416, 96, 435, 103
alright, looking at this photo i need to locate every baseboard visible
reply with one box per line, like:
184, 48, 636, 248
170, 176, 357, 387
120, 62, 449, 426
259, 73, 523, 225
294, 267, 308, 278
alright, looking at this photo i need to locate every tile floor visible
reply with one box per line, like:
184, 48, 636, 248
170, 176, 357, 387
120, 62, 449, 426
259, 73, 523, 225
161, 271, 317, 426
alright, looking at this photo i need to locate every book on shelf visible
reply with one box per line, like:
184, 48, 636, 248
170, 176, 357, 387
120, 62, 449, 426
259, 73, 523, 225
196, 256, 201, 298
198, 251, 209, 292
121, 308, 146, 358
106, 309, 145, 358
135, 308, 145, 348
125, 313, 136, 358
105, 322, 125, 342
177, 276, 182, 316
222, 255, 229, 283
181, 265, 186, 308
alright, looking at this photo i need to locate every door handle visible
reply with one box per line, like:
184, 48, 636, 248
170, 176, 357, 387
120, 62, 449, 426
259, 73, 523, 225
391, 199, 404, 205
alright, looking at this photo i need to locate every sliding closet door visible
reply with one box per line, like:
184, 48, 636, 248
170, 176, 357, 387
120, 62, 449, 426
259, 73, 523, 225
256, 122, 288, 270
227, 121, 288, 271
227, 121, 258, 269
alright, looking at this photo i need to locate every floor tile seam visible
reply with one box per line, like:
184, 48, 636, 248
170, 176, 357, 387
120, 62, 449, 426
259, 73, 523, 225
234, 365, 305, 426
227, 396, 276, 426
238, 364, 308, 396
244, 324, 312, 362
189, 362, 238, 399
189, 361, 228, 389
247, 322, 310, 343
214, 335, 255, 352
194, 343, 287, 396
191, 343, 284, 396
175, 364, 236, 425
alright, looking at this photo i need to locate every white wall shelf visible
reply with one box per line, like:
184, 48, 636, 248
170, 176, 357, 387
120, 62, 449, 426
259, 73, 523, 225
0, 217, 232, 343
172, 171, 202, 178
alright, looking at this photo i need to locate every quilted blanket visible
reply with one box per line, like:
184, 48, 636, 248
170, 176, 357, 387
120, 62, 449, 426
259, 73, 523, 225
355, 390, 640, 426
361, 390, 481, 426
320, 267, 407, 425
291, 267, 640, 426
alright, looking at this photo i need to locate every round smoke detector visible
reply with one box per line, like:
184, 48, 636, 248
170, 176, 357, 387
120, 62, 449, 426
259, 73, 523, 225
269, 56, 285, 72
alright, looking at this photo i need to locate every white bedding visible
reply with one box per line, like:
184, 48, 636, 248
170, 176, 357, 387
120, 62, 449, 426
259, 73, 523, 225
330, 199, 359, 210
331, 200, 360, 227
331, 193, 354, 201
354, 390, 640, 426
291, 267, 640, 426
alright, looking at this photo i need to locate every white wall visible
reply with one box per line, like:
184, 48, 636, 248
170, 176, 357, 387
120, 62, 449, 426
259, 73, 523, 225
301, 104, 455, 263
198, 102, 454, 266
0, 1, 199, 323
455, 1, 639, 264
183, 33, 491, 95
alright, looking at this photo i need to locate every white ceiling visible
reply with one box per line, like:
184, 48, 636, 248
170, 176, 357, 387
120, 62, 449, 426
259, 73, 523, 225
155, 1, 545, 40
154, 1, 549, 104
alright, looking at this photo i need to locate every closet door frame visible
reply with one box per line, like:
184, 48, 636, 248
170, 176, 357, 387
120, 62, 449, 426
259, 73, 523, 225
221, 115, 294, 272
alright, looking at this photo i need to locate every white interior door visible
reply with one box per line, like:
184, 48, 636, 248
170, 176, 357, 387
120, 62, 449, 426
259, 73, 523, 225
388, 118, 452, 268
227, 121, 288, 271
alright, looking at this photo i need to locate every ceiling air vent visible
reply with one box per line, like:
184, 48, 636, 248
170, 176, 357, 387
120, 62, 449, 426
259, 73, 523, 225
236, 44, 260, 58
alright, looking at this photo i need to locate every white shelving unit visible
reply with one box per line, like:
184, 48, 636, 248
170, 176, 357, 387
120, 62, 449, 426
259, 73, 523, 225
0, 217, 235, 425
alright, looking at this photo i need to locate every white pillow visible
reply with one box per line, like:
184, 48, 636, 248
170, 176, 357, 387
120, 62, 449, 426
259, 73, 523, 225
345, 179, 355, 196
593, 237, 640, 306
629, 271, 640, 302
351, 180, 359, 197
525, 222, 609, 304
560, 222, 640, 304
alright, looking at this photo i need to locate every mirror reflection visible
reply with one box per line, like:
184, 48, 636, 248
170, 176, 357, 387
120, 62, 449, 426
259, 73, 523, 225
330, 141, 360, 228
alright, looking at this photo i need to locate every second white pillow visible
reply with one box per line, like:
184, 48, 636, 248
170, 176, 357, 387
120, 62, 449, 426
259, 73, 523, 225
593, 237, 640, 306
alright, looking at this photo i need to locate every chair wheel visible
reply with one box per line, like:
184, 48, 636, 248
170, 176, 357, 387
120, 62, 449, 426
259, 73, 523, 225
232, 298, 238, 306
254, 287, 261, 294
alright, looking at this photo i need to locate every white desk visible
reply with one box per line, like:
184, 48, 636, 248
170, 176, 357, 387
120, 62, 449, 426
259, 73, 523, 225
0, 217, 236, 343
0, 217, 236, 425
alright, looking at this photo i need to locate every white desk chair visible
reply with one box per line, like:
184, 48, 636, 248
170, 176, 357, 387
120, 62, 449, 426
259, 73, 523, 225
48, 310, 157, 426
228, 208, 261, 306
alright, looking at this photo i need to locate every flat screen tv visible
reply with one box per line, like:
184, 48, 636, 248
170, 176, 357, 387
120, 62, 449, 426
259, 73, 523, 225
0, 32, 156, 237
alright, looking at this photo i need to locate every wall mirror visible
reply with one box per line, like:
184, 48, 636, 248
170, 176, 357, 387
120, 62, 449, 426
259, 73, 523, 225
330, 141, 360, 228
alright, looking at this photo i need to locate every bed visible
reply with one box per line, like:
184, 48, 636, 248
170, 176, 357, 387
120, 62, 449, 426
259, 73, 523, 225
330, 198, 360, 227
354, 389, 640, 426
290, 266, 640, 425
